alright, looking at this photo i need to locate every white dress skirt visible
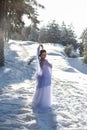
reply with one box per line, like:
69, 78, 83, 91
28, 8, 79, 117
32, 85, 52, 108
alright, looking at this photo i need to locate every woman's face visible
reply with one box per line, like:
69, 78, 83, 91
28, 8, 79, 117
41, 52, 46, 59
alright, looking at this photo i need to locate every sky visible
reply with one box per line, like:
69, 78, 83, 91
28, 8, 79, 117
36, 0, 87, 38
24, 0, 87, 39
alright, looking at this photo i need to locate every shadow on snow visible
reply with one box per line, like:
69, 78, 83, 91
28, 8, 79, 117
0, 42, 36, 87
66, 57, 87, 74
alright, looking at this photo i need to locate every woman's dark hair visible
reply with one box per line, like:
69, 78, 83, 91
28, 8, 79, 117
39, 49, 46, 57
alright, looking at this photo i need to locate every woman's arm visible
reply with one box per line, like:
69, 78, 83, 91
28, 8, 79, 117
37, 44, 44, 59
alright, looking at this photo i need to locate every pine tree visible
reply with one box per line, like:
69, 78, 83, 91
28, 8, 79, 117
46, 20, 61, 43
38, 20, 61, 43
61, 22, 77, 47
0, 0, 44, 66
81, 28, 87, 63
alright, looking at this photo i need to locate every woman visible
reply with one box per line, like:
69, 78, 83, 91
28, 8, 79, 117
32, 44, 52, 109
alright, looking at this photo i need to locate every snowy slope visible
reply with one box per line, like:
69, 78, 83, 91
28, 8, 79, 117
0, 40, 87, 130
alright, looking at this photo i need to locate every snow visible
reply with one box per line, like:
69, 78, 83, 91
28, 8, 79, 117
0, 40, 87, 130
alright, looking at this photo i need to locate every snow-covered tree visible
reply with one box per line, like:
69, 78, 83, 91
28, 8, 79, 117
38, 27, 48, 43
61, 22, 77, 48
46, 20, 61, 43
38, 20, 61, 43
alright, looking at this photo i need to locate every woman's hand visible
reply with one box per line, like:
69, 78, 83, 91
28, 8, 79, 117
40, 44, 44, 50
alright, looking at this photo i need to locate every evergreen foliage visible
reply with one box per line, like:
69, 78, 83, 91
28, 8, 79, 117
0, 0, 43, 66
38, 21, 77, 48
81, 28, 87, 63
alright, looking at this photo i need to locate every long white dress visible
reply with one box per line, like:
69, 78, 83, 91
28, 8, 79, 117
32, 45, 52, 109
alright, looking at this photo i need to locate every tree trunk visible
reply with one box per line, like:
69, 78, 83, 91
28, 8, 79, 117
0, 1, 5, 67
0, 29, 4, 66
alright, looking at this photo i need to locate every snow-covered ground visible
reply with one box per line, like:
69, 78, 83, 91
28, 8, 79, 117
0, 40, 87, 130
